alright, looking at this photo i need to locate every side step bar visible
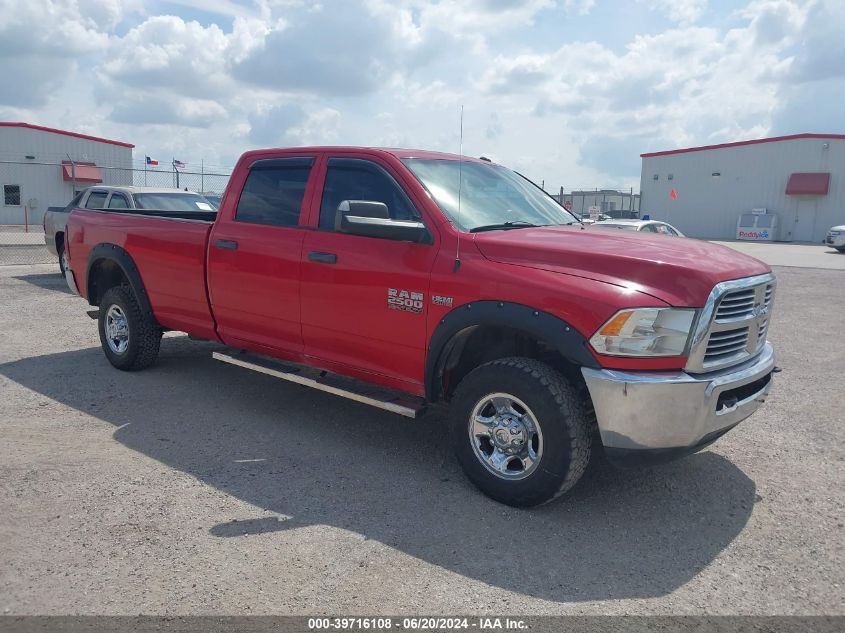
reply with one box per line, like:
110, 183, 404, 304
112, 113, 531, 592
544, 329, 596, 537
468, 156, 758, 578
212, 350, 426, 419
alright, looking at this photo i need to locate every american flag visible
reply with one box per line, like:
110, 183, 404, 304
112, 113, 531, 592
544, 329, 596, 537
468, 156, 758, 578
145, 156, 159, 166
172, 159, 186, 169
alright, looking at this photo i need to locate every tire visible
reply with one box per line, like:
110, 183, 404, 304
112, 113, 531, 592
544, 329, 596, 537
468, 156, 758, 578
837, 246, 845, 253
58, 242, 68, 278
97, 286, 162, 371
450, 357, 591, 507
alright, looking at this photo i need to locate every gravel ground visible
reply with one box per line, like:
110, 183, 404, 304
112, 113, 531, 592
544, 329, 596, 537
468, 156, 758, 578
0, 264, 842, 615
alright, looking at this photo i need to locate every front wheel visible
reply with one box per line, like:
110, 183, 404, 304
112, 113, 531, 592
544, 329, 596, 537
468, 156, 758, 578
450, 357, 592, 507
98, 286, 162, 371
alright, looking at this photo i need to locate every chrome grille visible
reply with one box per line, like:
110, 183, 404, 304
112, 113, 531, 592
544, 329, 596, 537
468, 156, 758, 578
757, 318, 770, 347
704, 327, 749, 364
686, 273, 776, 373
715, 289, 756, 320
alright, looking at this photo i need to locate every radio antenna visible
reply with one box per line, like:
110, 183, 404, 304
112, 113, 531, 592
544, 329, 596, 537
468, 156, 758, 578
453, 105, 464, 273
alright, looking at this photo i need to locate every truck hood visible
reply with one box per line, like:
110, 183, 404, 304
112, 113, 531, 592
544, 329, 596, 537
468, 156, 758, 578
472, 226, 770, 306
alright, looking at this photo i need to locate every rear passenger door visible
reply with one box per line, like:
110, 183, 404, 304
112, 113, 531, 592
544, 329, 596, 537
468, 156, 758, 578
207, 156, 320, 357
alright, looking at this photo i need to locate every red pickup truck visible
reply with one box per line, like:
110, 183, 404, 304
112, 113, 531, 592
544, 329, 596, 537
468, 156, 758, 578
64, 147, 776, 506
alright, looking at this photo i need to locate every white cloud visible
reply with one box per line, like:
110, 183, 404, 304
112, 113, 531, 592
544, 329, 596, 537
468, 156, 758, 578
474, 0, 822, 181
98, 16, 232, 97
0, 0, 841, 188
638, 0, 708, 25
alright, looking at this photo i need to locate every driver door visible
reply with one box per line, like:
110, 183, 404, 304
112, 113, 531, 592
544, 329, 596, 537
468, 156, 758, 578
299, 156, 438, 393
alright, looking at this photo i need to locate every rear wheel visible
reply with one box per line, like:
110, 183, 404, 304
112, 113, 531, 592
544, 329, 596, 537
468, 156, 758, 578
58, 243, 69, 278
450, 357, 591, 507
98, 286, 162, 371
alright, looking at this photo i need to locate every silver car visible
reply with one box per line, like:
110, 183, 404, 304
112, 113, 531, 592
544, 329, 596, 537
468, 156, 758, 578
825, 225, 845, 252
592, 218, 685, 236
44, 186, 215, 276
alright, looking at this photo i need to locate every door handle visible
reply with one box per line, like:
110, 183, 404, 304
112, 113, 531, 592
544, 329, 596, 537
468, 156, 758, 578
308, 251, 337, 264
214, 239, 238, 250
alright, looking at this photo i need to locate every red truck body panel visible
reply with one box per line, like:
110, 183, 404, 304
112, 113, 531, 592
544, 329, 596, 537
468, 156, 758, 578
66, 146, 773, 397
68, 210, 218, 341
473, 225, 770, 307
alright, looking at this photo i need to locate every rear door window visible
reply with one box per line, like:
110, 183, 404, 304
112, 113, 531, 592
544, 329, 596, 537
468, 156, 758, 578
235, 157, 314, 227
107, 193, 130, 210
85, 191, 108, 209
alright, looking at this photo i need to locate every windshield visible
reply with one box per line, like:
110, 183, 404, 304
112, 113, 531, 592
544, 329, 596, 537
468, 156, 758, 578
401, 159, 578, 231
133, 193, 216, 212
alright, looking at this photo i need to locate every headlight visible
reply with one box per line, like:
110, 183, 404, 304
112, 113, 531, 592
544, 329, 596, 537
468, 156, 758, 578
589, 308, 697, 357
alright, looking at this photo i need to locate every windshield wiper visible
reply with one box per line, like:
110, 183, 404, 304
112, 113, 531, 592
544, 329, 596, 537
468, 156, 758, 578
470, 221, 542, 233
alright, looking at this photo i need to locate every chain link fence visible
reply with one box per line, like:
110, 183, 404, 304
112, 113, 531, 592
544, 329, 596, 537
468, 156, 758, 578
0, 160, 230, 266
549, 188, 641, 218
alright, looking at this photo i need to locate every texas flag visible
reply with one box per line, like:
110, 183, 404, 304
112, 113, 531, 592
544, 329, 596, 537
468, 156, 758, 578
173, 159, 186, 169
145, 156, 159, 166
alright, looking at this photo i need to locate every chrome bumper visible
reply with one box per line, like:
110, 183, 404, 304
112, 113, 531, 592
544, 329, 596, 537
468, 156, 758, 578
582, 342, 775, 462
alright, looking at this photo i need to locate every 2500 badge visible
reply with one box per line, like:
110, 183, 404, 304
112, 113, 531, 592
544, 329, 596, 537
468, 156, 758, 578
388, 288, 424, 313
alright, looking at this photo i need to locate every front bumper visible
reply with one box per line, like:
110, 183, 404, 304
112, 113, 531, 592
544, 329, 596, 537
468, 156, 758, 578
825, 234, 845, 248
582, 342, 775, 467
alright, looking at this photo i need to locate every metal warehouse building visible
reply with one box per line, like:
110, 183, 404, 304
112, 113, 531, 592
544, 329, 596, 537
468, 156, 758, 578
0, 122, 134, 225
639, 133, 845, 243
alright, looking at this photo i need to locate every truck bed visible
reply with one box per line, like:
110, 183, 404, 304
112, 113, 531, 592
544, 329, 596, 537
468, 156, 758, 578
67, 208, 218, 341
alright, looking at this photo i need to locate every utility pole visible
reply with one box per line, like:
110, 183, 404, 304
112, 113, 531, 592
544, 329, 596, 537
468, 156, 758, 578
66, 153, 76, 195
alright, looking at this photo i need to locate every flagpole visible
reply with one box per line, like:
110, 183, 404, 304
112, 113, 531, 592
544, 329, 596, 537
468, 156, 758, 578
144, 153, 147, 186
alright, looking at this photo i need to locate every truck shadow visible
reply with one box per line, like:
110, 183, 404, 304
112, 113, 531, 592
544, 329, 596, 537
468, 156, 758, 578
13, 272, 72, 294
0, 337, 757, 603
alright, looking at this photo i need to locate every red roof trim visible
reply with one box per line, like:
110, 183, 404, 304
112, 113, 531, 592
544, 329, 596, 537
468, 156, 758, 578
640, 133, 845, 158
785, 172, 830, 196
0, 122, 134, 148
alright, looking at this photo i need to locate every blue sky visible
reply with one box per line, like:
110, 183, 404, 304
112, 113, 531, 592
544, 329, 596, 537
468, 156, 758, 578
0, 0, 842, 191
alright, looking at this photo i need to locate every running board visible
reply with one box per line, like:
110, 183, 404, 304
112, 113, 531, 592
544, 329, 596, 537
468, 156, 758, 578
212, 350, 426, 419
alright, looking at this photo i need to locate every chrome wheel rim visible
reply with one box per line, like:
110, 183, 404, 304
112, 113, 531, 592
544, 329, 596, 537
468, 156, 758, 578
104, 305, 129, 354
468, 393, 543, 480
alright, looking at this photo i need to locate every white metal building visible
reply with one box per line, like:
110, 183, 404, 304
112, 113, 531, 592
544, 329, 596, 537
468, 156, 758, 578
639, 133, 845, 242
0, 122, 134, 225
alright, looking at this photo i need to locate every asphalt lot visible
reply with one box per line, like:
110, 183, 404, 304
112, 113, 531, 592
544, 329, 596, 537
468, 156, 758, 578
712, 240, 845, 270
0, 257, 843, 615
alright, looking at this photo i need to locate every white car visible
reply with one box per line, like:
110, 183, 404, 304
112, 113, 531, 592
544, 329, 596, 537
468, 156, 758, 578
44, 186, 216, 276
592, 218, 685, 237
825, 225, 845, 252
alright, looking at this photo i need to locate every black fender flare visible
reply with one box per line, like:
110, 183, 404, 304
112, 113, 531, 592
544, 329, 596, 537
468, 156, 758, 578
86, 243, 154, 318
425, 300, 600, 401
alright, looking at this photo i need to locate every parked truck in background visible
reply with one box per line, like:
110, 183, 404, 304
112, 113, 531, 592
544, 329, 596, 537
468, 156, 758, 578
63, 147, 777, 506
44, 186, 216, 276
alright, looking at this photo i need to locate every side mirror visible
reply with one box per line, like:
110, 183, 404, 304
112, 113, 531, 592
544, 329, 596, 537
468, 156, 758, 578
335, 200, 430, 243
